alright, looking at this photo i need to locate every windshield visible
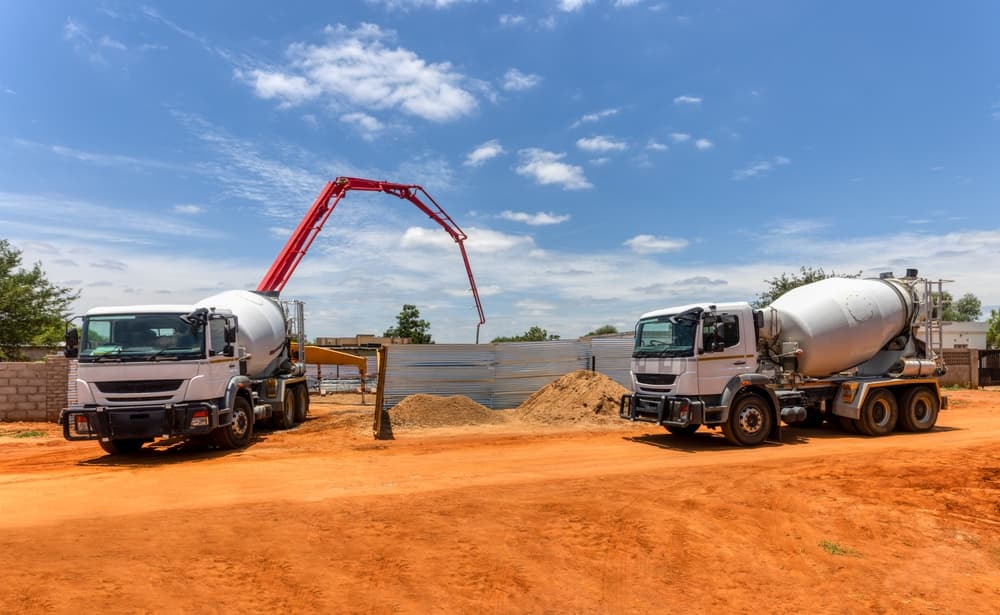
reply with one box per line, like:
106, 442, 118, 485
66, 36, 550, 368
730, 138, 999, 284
633, 315, 697, 358
78, 313, 205, 362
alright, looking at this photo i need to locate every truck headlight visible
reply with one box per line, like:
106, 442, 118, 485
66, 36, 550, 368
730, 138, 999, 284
190, 409, 210, 428
73, 414, 91, 434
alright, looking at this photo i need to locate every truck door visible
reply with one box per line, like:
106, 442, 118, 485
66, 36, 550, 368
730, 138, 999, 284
697, 312, 753, 396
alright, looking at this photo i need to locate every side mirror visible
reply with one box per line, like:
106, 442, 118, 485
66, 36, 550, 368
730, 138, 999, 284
65, 326, 80, 358
224, 319, 237, 344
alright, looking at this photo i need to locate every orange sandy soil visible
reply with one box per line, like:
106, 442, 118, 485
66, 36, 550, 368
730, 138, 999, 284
1, 389, 998, 614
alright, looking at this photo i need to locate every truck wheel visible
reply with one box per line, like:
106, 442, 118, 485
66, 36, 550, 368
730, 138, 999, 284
99, 438, 144, 455
213, 396, 254, 449
721, 393, 773, 446
666, 425, 699, 436
294, 385, 309, 423
273, 388, 296, 429
855, 389, 898, 436
898, 386, 939, 432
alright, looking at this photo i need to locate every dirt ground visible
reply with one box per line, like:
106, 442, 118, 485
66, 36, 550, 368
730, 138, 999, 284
1, 387, 998, 614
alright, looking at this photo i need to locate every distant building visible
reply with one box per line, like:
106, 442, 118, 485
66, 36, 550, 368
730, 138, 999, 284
939, 321, 989, 349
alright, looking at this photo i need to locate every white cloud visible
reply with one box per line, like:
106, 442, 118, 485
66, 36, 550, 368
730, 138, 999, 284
673, 95, 702, 105
464, 139, 506, 167
500, 210, 570, 226
3, 88, 15, 95
576, 135, 627, 153
694, 138, 713, 150
499, 14, 525, 26
367, 0, 477, 8
237, 23, 478, 122
173, 204, 203, 215
401, 226, 535, 253
558, 0, 595, 11
590, 157, 611, 166
769, 219, 828, 236
240, 71, 320, 107
613, 0, 644, 6
63, 18, 90, 43
646, 139, 668, 152
570, 107, 619, 129
732, 155, 791, 180
502, 68, 542, 91
99, 35, 127, 51
992, 101, 1000, 120
516, 149, 592, 190
670, 132, 691, 143
624, 234, 689, 254
340, 112, 384, 140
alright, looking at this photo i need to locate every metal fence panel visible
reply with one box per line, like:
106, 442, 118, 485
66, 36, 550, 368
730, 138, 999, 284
382, 344, 495, 409
591, 336, 635, 388
494, 341, 590, 409
380, 338, 636, 412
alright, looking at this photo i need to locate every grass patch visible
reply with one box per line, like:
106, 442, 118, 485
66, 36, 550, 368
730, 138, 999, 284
944, 384, 965, 391
0, 429, 47, 438
819, 540, 860, 557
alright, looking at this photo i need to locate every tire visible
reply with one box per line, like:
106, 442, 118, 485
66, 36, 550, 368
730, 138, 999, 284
721, 393, 773, 446
293, 385, 309, 424
666, 424, 699, 436
855, 389, 898, 436
898, 386, 939, 432
838, 415, 860, 434
213, 396, 254, 449
273, 387, 296, 429
99, 438, 144, 455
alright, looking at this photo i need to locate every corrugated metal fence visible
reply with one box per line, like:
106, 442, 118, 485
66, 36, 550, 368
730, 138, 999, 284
382, 337, 635, 411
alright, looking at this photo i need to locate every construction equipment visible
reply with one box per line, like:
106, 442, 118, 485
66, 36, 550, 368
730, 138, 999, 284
620, 269, 948, 446
60, 177, 483, 454
257, 176, 486, 342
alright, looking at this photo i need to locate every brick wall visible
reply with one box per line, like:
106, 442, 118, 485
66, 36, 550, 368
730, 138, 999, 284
0, 355, 69, 422
938, 349, 978, 388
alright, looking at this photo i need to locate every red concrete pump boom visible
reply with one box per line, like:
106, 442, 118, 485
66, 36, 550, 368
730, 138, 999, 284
257, 176, 486, 340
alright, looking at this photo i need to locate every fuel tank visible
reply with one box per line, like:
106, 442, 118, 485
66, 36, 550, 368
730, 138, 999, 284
761, 278, 917, 378
196, 290, 288, 379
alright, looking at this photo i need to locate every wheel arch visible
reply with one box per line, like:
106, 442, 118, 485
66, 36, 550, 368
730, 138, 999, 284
720, 374, 781, 441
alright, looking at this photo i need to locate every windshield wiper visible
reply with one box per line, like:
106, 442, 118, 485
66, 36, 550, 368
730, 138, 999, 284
93, 348, 124, 362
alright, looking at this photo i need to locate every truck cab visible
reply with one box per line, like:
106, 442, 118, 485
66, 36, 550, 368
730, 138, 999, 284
622, 301, 781, 446
631, 302, 758, 401
61, 303, 265, 454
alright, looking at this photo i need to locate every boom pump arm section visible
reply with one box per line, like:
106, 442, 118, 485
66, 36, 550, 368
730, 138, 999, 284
257, 176, 486, 341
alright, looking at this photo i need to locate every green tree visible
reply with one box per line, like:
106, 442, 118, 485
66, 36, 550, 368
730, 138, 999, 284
383, 304, 432, 344
0, 240, 79, 360
586, 325, 618, 336
752, 266, 860, 309
988, 309, 1000, 349
491, 326, 560, 343
937, 291, 981, 322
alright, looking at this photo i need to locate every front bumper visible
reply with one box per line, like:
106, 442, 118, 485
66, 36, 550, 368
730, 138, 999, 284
60, 402, 218, 442
619, 393, 705, 427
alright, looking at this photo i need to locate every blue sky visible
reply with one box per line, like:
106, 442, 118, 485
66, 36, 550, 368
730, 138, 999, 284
2, 1, 998, 342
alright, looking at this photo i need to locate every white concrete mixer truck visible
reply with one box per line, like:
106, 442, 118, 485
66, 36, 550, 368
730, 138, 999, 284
619, 269, 948, 446
60, 290, 311, 454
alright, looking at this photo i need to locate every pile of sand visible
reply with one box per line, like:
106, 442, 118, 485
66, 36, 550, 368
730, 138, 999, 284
388, 394, 508, 429
514, 370, 630, 425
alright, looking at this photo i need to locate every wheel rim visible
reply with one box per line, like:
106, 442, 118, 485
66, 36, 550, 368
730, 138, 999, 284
232, 406, 250, 438
871, 400, 891, 427
738, 404, 765, 435
913, 399, 928, 421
